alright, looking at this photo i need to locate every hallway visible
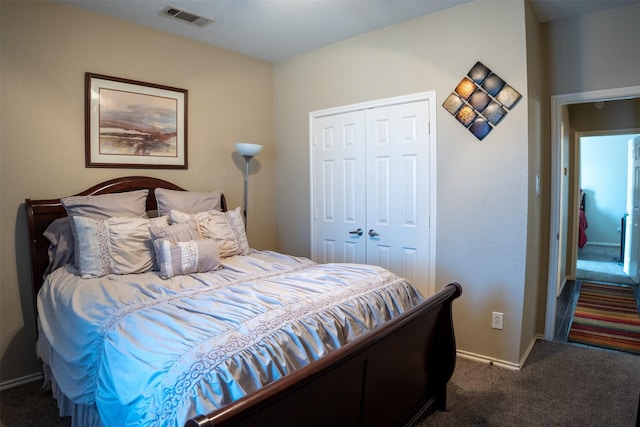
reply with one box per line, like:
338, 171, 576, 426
555, 244, 639, 344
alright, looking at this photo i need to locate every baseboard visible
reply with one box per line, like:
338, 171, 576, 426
456, 349, 522, 371
584, 242, 619, 247
518, 335, 541, 367
456, 336, 543, 371
0, 372, 43, 392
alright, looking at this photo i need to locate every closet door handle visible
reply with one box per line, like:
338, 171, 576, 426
349, 228, 363, 236
368, 229, 379, 237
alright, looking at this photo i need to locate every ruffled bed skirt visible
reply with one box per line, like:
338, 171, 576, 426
43, 364, 103, 427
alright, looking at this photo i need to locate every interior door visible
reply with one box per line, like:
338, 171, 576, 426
365, 101, 430, 287
312, 111, 367, 264
623, 135, 640, 282
557, 108, 571, 295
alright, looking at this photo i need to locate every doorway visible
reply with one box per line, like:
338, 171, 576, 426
545, 85, 640, 340
576, 133, 639, 286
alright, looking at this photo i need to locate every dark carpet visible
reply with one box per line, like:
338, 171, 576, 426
419, 339, 639, 427
1, 340, 639, 426
0, 380, 70, 427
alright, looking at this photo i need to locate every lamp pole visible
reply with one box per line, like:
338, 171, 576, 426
242, 154, 251, 227
234, 143, 263, 231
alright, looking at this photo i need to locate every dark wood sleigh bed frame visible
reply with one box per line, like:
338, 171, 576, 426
25, 176, 462, 427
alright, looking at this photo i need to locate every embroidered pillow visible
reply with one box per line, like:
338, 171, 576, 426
70, 215, 169, 278
61, 189, 149, 219
153, 238, 221, 279
155, 188, 223, 217
170, 207, 249, 258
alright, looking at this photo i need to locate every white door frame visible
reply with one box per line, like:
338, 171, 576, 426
545, 85, 640, 340
309, 91, 438, 296
624, 135, 640, 282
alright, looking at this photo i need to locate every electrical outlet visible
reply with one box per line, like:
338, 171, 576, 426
492, 312, 504, 330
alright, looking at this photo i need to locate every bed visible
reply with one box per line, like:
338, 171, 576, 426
25, 176, 462, 427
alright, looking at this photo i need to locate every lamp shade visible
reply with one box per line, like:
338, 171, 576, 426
235, 143, 263, 157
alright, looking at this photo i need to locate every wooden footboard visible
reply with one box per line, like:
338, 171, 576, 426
187, 282, 462, 427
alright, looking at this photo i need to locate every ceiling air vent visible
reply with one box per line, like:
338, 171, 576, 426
161, 6, 213, 28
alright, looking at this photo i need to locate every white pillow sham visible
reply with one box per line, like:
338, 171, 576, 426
169, 207, 249, 258
61, 189, 149, 219
155, 188, 223, 217
70, 215, 169, 278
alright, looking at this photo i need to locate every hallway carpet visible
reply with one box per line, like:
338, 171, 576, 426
568, 282, 640, 354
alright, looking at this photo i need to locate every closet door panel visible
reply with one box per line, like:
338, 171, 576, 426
372, 156, 391, 225
365, 101, 430, 289
313, 111, 367, 264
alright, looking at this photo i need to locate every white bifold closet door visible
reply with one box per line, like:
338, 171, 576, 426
311, 97, 432, 293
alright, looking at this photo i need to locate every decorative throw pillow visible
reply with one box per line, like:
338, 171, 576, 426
61, 189, 149, 219
43, 217, 75, 276
153, 238, 221, 279
155, 188, 223, 217
70, 215, 169, 278
170, 207, 250, 258
149, 219, 201, 243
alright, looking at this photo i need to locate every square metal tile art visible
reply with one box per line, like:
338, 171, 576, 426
443, 61, 522, 141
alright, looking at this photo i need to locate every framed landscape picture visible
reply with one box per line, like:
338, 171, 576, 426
85, 73, 188, 169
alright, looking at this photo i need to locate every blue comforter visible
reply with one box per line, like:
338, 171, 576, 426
37, 250, 424, 427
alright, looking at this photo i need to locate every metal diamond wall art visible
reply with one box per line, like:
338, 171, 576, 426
443, 62, 522, 141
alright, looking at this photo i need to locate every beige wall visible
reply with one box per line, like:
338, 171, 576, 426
569, 99, 640, 132
522, 0, 548, 359
274, 0, 532, 365
546, 3, 640, 96
0, 1, 274, 385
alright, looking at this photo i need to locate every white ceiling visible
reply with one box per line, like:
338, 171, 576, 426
58, 0, 640, 63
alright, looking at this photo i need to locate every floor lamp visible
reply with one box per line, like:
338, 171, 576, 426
235, 143, 262, 230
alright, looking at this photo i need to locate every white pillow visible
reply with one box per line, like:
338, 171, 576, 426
61, 189, 149, 219
153, 238, 221, 279
70, 215, 169, 278
170, 207, 249, 258
155, 188, 223, 217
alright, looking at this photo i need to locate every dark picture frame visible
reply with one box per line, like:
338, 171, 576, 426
85, 73, 188, 169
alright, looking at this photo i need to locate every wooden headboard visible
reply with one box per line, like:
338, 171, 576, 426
25, 176, 227, 303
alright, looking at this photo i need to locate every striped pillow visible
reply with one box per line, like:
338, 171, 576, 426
153, 238, 221, 279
